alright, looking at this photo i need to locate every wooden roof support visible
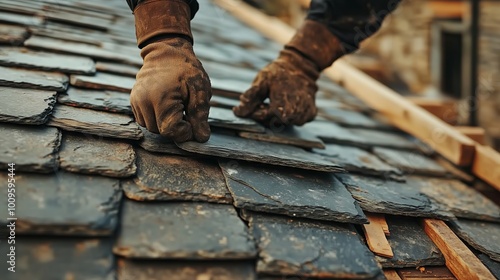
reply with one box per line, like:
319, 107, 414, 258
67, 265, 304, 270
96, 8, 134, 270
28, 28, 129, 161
214, 0, 476, 166
384, 269, 402, 280
473, 145, 500, 192
406, 97, 458, 125
422, 219, 495, 280
362, 213, 394, 258
455, 126, 486, 145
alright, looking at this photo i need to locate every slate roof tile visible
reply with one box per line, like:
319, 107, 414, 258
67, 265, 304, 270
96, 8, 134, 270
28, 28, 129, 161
57, 87, 132, 114
0, 86, 56, 125
450, 219, 500, 261
70, 72, 135, 93
238, 126, 326, 149
138, 127, 195, 156
0, 24, 29, 45
0, 65, 68, 91
95, 61, 140, 77
209, 107, 266, 133
0, 10, 43, 26
373, 147, 449, 177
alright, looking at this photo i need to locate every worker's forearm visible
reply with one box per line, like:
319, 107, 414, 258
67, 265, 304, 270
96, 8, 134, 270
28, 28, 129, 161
126, 0, 199, 19
307, 0, 401, 53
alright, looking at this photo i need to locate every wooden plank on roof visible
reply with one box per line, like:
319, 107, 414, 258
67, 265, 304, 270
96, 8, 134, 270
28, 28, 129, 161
363, 213, 394, 258
428, 0, 466, 19
384, 269, 402, 280
455, 126, 486, 145
422, 219, 495, 280
472, 145, 500, 192
214, 0, 477, 167
406, 97, 458, 124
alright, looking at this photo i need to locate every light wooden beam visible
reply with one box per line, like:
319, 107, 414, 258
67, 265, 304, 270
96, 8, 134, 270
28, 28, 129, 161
455, 126, 486, 145
472, 145, 500, 192
406, 97, 458, 124
422, 219, 495, 280
383, 269, 402, 280
362, 214, 393, 258
428, 0, 466, 19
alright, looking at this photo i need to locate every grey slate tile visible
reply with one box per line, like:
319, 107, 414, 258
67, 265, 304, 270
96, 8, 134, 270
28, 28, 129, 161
114, 200, 256, 259
96, 61, 140, 77
0, 87, 56, 124
0, 237, 115, 280
138, 127, 193, 156
59, 133, 137, 178
57, 87, 132, 114
210, 95, 240, 109
319, 107, 391, 130
239, 126, 326, 149
314, 144, 402, 179
70, 72, 135, 93
349, 128, 419, 151
122, 148, 231, 203
209, 107, 265, 133
210, 77, 250, 97
0, 47, 96, 74
0, 124, 60, 173
0, 172, 122, 236
219, 160, 366, 223
336, 174, 454, 220
177, 132, 345, 173
375, 217, 444, 268
0, 11, 43, 26
302, 121, 370, 147
450, 219, 500, 262
245, 211, 382, 279
0, 24, 28, 45
373, 147, 449, 177
0, 66, 68, 91
413, 177, 500, 222
48, 105, 143, 140
478, 254, 500, 279
118, 259, 256, 280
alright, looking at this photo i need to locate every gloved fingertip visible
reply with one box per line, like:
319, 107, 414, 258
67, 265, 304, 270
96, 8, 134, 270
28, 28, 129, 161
193, 121, 211, 143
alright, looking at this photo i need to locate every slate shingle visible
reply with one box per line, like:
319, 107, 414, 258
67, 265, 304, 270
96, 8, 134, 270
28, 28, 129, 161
138, 127, 194, 156
0, 87, 56, 125
373, 147, 449, 177
239, 126, 326, 149
96, 61, 140, 77
450, 219, 500, 262
70, 72, 135, 93
0, 66, 68, 91
209, 107, 265, 133
57, 87, 132, 114
0, 24, 28, 45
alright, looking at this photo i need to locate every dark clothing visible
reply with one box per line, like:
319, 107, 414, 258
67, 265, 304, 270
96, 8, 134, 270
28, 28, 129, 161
127, 0, 400, 52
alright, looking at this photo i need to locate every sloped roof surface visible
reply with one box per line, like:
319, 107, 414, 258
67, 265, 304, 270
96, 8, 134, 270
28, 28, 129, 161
0, 0, 499, 279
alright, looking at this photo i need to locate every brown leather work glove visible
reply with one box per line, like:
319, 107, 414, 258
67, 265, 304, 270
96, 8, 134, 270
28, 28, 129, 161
234, 20, 344, 126
131, 0, 211, 143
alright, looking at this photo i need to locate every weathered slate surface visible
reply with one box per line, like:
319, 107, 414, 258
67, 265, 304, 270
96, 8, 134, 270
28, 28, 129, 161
0, 237, 115, 280
114, 200, 256, 259
373, 147, 449, 177
138, 127, 193, 156
209, 107, 265, 133
239, 126, 326, 149
0, 123, 60, 172
177, 133, 345, 173
314, 144, 402, 179
70, 72, 135, 93
478, 254, 500, 279
350, 128, 419, 150
0, 47, 96, 74
96, 61, 140, 77
219, 160, 366, 223
375, 217, 444, 268
245, 212, 382, 279
319, 107, 391, 130
59, 133, 137, 178
0, 65, 68, 91
118, 259, 256, 280
210, 95, 240, 109
302, 121, 371, 147
0, 87, 56, 124
58, 87, 132, 114
48, 105, 143, 140
336, 174, 454, 220
0, 24, 28, 45
450, 219, 500, 262
0, 172, 122, 235
413, 177, 500, 221
0, 10, 43, 26
123, 148, 232, 203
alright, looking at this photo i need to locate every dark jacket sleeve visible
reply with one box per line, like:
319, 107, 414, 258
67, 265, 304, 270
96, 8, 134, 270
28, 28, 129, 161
126, 0, 199, 19
307, 0, 401, 53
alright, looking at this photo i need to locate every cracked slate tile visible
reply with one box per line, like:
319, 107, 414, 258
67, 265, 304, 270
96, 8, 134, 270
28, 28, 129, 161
209, 107, 265, 133
122, 148, 231, 203
114, 200, 256, 259
118, 259, 255, 280
219, 160, 366, 223
0, 24, 28, 45
0, 172, 122, 235
0, 237, 115, 280
0, 47, 96, 74
57, 87, 132, 114
47, 105, 143, 140
0, 11, 43, 26
0, 87, 56, 125
375, 217, 444, 268
336, 174, 454, 220
478, 254, 500, 279
245, 211, 382, 279
239, 126, 326, 149
373, 147, 449, 177
0, 65, 68, 91
177, 132, 345, 173
59, 133, 136, 178
95, 61, 140, 77
450, 219, 500, 262
314, 144, 402, 179
138, 127, 194, 156
70, 72, 135, 93
413, 177, 500, 222
0, 123, 60, 173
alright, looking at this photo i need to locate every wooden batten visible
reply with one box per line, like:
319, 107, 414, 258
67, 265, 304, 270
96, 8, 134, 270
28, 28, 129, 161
472, 145, 500, 192
406, 97, 458, 125
362, 213, 393, 258
384, 269, 402, 280
455, 126, 486, 145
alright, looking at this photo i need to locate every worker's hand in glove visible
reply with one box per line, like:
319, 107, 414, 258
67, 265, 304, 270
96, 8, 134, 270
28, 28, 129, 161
130, 37, 211, 143
233, 49, 319, 126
